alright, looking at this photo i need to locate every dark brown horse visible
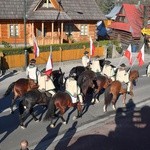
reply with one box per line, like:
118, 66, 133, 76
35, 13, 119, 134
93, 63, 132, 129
92, 75, 112, 103
77, 70, 112, 104
18, 89, 52, 129
4, 78, 39, 113
44, 91, 82, 128
103, 80, 128, 112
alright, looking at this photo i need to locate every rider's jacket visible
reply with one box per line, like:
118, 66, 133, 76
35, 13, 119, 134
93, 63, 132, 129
82, 55, 90, 67
116, 68, 129, 83
90, 60, 101, 73
102, 64, 115, 78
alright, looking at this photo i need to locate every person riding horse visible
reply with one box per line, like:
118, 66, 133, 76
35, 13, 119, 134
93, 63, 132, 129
115, 63, 131, 94
82, 51, 91, 68
26, 59, 40, 83
90, 55, 102, 73
101, 60, 115, 81
65, 73, 83, 105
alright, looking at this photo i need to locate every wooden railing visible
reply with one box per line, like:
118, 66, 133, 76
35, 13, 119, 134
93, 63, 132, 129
4, 47, 104, 69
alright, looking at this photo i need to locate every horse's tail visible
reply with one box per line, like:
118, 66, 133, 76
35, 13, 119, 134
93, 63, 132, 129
43, 97, 55, 121
104, 85, 113, 106
4, 82, 16, 97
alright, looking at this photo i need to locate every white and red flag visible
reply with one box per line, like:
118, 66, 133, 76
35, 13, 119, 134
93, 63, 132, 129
90, 36, 95, 56
124, 44, 132, 65
137, 44, 145, 67
45, 50, 53, 76
33, 35, 40, 58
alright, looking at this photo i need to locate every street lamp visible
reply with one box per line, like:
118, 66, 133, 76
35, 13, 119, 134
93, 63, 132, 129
24, 0, 28, 69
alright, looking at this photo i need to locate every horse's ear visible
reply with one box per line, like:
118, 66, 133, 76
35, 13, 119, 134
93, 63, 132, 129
59, 67, 62, 72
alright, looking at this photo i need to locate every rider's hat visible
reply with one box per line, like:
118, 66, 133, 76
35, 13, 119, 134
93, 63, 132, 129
30, 59, 36, 64
84, 51, 89, 55
104, 60, 111, 65
120, 63, 126, 67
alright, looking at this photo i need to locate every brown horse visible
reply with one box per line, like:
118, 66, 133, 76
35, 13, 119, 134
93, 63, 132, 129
129, 69, 139, 96
43, 91, 82, 128
92, 74, 112, 103
103, 80, 128, 112
4, 78, 39, 113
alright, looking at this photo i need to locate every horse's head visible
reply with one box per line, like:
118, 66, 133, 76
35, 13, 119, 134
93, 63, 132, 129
129, 70, 139, 86
28, 79, 39, 89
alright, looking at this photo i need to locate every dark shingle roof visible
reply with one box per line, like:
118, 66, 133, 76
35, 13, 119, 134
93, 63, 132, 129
0, 0, 106, 21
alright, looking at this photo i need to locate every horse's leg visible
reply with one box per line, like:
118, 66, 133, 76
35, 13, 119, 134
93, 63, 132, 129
111, 94, 118, 111
59, 106, 66, 124
30, 107, 39, 122
19, 101, 25, 129
72, 102, 82, 120
103, 104, 107, 112
122, 93, 126, 107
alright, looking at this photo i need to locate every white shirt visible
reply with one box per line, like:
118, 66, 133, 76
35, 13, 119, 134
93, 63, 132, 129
82, 55, 90, 67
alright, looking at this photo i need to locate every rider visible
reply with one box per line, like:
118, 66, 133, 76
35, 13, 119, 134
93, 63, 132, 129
65, 73, 83, 105
146, 62, 150, 77
26, 59, 40, 83
116, 63, 131, 94
82, 51, 90, 68
90, 55, 101, 73
101, 60, 115, 81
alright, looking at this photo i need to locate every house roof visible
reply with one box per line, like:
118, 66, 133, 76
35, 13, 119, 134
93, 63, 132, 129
109, 3, 143, 38
105, 5, 122, 20
0, 0, 106, 21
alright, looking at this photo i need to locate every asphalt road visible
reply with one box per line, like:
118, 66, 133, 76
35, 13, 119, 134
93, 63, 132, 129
0, 53, 150, 150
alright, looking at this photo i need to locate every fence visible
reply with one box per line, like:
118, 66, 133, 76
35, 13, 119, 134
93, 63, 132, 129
3, 47, 104, 69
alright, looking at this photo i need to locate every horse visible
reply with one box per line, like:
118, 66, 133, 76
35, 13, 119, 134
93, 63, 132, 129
69, 66, 88, 80
4, 78, 39, 113
77, 70, 112, 104
43, 91, 82, 128
77, 70, 96, 100
18, 89, 52, 129
51, 68, 65, 91
103, 80, 128, 112
92, 75, 112, 104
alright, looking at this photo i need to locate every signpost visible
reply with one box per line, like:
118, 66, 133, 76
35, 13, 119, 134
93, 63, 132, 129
141, 28, 150, 35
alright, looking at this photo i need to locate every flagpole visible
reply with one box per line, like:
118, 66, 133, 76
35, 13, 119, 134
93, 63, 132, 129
116, 56, 124, 68
129, 57, 137, 70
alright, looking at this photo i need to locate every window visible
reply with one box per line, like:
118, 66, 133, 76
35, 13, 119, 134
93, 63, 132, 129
65, 24, 73, 35
10, 24, 19, 37
36, 28, 42, 37
42, 0, 53, 8
80, 24, 88, 35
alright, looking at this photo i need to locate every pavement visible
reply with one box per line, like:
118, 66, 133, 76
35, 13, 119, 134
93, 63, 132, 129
0, 52, 150, 150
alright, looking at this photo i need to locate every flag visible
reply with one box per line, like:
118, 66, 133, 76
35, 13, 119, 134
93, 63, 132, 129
33, 36, 40, 58
90, 36, 95, 56
124, 44, 132, 65
45, 51, 53, 76
137, 44, 144, 67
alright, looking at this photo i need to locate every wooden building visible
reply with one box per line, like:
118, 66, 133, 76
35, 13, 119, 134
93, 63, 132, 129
107, 3, 144, 49
0, 0, 106, 47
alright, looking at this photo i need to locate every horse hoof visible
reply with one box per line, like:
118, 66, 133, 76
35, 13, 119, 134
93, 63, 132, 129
35, 119, 39, 122
112, 105, 116, 110
73, 116, 77, 120
95, 99, 99, 103
50, 124, 55, 128
91, 99, 95, 103
63, 121, 67, 125
20, 125, 26, 129
103, 106, 107, 112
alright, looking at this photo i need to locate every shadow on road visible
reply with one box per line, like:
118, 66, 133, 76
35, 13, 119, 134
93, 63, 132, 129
53, 99, 150, 150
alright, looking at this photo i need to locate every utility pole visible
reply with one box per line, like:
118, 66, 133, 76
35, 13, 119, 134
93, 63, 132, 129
24, 0, 28, 69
